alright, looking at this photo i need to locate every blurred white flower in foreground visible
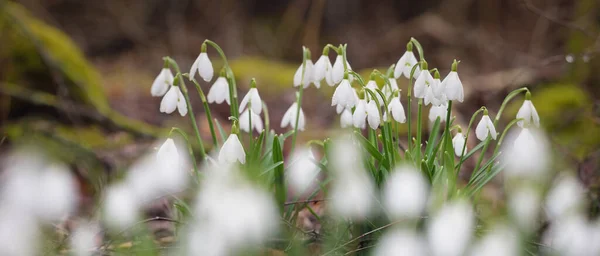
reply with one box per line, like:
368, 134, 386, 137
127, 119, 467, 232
190, 51, 214, 82
475, 113, 497, 141
332, 78, 357, 109
544, 214, 600, 256
545, 175, 585, 221
507, 187, 541, 232
331, 55, 352, 84
503, 128, 550, 179
155, 138, 189, 195
0, 208, 39, 256
151, 68, 174, 97
219, 134, 246, 164
37, 164, 78, 221
294, 59, 316, 88
373, 229, 427, 256
469, 225, 519, 256
382, 166, 429, 219
281, 102, 305, 131
239, 87, 263, 114
516, 91, 540, 128
287, 148, 320, 193
239, 109, 264, 133
207, 76, 230, 105
160, 85, 188, 116
428, 201, 474, 256
103, 184, 139, 229
70, 221, 100, 256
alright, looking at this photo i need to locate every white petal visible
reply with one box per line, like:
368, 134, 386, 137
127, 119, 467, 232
530, 101, 540, 127
280, 103, 295, 128
313, 55, 328, 82
189, 57, 199, 80
452, 133, 466, 157
389, 97, 406, 123
177, 88, 188, 116
488, 118, 497, 140
251, 89, 263, 114
413, 70, 431, 98
332, 56, 345, 84
219, 134, 245, 164
293, 64, 303, 87
341, 109, 353, 128
403, 52, 420, 79
160, 86, 179, 114
297, 108, 306, 131
443, 72, 464, 102
207, 77, 229, 104
353, 100, 367, 129
366, 100, 380, 130
394, 53, 408, 79
197, 53, 214, 82
151, 68, 173, 97
325, 61, 335, 86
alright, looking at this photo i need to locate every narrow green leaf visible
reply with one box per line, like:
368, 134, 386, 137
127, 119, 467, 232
354, 131, 384, 163
455, 140, 486, 169
214, 118, 227, 144
272, 135, 286, 214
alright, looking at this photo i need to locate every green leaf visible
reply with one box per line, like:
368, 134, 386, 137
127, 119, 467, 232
354, 131, 384, 163
455, 140, 486, 169
214, 118, 227, 144
425, 117, 441, 157
272, 135, 286, 214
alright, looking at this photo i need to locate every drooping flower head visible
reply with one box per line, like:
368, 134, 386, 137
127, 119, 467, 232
238, 79, 262, 114
443, 60, 464, 102
429, 104, 448, 123
218, 122, 246, 164
475, 109, 497, 141
388, 91, 406, 123
366, 100, 381, 130
207, 71, 231, 105
190, 43, 214, 82
452, 127, 466, 157
340, 108, 353, 128
151, 66, 174, 97
382, 165, 429, 219
280, 102, 305, 131
414, 61, 433, 99
239, 108, 263, 133
313, 48, 334, 86
352, 99, 367, 129
331, 75, 357, 109
331, 48, 353, 84
394, 42, 420, 79
293, 49, 316, 89
516, 91, 540, 128
160, 82, 188, 116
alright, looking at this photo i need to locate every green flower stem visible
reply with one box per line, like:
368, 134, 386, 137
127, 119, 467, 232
168, 127, 198, 177
164, 57, 207, 159
494, 87, 529, 126
262, 101, 270, 133
186, 76, 219, 148
442, 100, 453, 167
485, 118, 523, 174
455, 107, 485, 172
473, 136, 491, 176
416, 99, 423, 166
204, 40, 239, 119
410, 37, 425, 61
291, 46, 309, 153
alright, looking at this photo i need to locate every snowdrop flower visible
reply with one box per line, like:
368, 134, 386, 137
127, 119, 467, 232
373, 229, 427, 256
218, 129, 246, 164
287, 148, 320, 193
516, 91, 540, 128
394, 42, 420, 79
340, 109, 353, 128
503, 128, 550, 178
280, 102, 305, 131
294, 57, 316, 88
155, 138, 189, 194
475, 110, 497, 140
239, 108, 263, 133
428, 200, 474, 256
366, 100, 381, 130
442, 60, 464, 102
313, 53, 334, 86
151, 67, 174, 97
382, 78, 399, 98
382, 166, 429, 219
0, 208, 39, 256
160, 85, 188, 116
238, 81, 262, 114
352, 99, 367, 129
543, 214, 600, 256
387, 93, 406, 123
365, 79, 384, 106
413, 61, 433, 98
207, 75, 230, 105
469, 225, 519, 256
452, 129, 466, 157
103, 184, 139, 229
70, 221, 100, 256
507, 187, 541, 232
331, 54, 353, 84
190, 44, 214, 82
424, 84, 444, 106
431, 70, 445, 98
545, 175, 585, 220
429, 104, 448, 122
331, 78, 357, 108
37, 164, 77, 222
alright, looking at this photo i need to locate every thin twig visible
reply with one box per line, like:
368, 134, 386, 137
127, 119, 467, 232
284, 198, 327, 206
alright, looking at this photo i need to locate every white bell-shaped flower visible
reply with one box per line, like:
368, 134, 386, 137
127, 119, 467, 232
331, 55, 352, 84
37, 164, 77, 222
469, 225, 519, 256
365, 79, 384, 106
352, 100, 367, 129
160, 85, 188, 116
190, 48, 214, 82
207, 76, 230, 105
382, 166, 429, 219
239, 109, 263, 133
452, 130, 466, 157
414, 63, 433, 98
218, 133, 246, 164
280, 102, 305, 131
443, 60, 464, 102
313, 54, 333, 86
545, 175, 585, 221
340, 109, 353, 128
155, 138, 188, 195
429, 105, 448, 122
293, 59, 316, 89
516, 92, 540, 128
151, 68, 174, 97
287, 148, 319, 193
70, 221, 100, 256
503, 128, 550, 179
373, 229, 427, 256
475, 113, 497, 141
432, 73, 445, 99
239, 86, 262, 114
103, 184, 139, 229
424, 85, 443, 106
382, 78, 399, 99
394, 44, 420, 79
331, 78, 357, 108
366, 100, 381, 130
388, 94, 406, 123
428, 201, 474, 256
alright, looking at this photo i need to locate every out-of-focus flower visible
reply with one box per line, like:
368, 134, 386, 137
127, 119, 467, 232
190, 48, 214, 82
103, 184, 139, 229
428, 200, 474, 256
151, 68, 174, 97
218, 134, 246, 164
394, 43, 420, 79
373, 229, 427, 256
0, 208, 39, 256
239, 109, 263, 133
452, 130, 466, 157
287, 148, 320, 193
507, 187, 541, 232
70, 221, 100, 256
294, 59, 316, 88
443, 60, 464, 102
160, 85, 188, 116
468, 225, 519, 256
155, 138, 189, 194
340, 109, 353, 128
331, 55, 352, 84
429, 105, 448, 123
331, 79, 357, 108
366, 100, 381, 130
544, 214, 600, 256
239, 87, 263, 114
475, 113, 497, 141
382, 166, 429, 219
207, 76, 230, 105
516, 91, 540, 128
37, 164, 77, 222
545, 175, 585, 221
503, 128, 550, 179
352, 99, 367, 129
388, 94, 407, 123
281, 102, 305, 131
